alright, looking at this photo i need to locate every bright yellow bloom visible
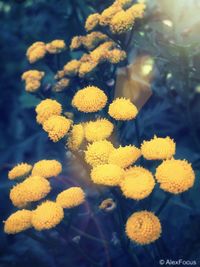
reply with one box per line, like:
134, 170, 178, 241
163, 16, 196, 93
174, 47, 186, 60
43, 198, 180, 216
126, 211, 161, 245
22, 70, 45, 92
105, 49, 126, 64
53, 78, 70, 92
90, 41, 115, 63
46, 40, 66, 54
141, 136, 176, 160
10, 176, 51, 208
85, 140, 114, 166
63, 60, 81, 77
127, 3, 146, 19
108, 98, 138, 120
85, 13, 100, 31
67, 124, 85, 151
4, 210, 32, 234
36, 99, 62, 125
70, 36, 83, 50
82, 32, 109, 50
100, 4, 122, 26
91, 164, 125, 186
8, 163, 32, 180
84, 118, 114, 142
155, 159, 195, 194
26, 41, 46, 63
72, 86, 108, 113
120, 166, 155, 200
110, 10, 134, 34
43, 115, 71, 142
108, 145, 141, 168
32, 160, 62, 178
32, 201, 64, 230
56, 187, 85, 208
79, 61, 98, 77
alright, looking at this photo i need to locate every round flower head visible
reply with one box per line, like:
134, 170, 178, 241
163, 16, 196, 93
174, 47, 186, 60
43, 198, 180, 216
72, 86, 107, 113
43, 115, 71, 142
45, 40, 66, 54
126, 211, 161, 245
108, 98, 138, 120
155, 159, 195, 194
8, 163, 32, 180
67, 124, 85, 151
36, 99, 62, 125
85, 13, 100, 31
32, 201, 64, 230
56, 187, 85, 208
85, 140, 114, 167
110, 10, 135, 34
10, 176, 51, 208
4, 210, 32, 234
63, 60, 81, 77
91, 164, 125, 186
120, 166, 155, 200
26, 41, 46, 63
100, 4, 122, 26
84, 118, 114, 142
141, 136, 176, 160
108, 145, 141, 168
32, 160, 62, 178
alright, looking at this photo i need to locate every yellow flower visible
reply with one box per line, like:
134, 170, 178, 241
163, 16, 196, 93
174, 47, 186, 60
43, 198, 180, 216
108, 145, 141, 168
72, 86, 108, 113
127, 3, 146, 19
67, 124, 85, 151
56, 187, 85, 208
26, 41, 46, 63
32, 160, 62, 178
32, 201, 64, 230
141, 136, 176, 160
91, 164, 125, 186
84, 118, 114, 142
115, 0, 133, 9
155, 159, 195, 194
90, 41, 115, 63
22, 70, 45, 93
36, 99, 62, 125
82, 32, 109, 50
85, 13, 100, 31
63, 60, 81, 77
85, 140, 114, 166
70, 36, 83, 50
10, 176, 51, 208
8, 163, 32, 180
4, 210, 32, 234
110, 10, 134, 34
105, 49, 127, 64
108, 98, 138, 120
46, 39, 66, 54
53, 78, 70, 92
43, 115, 71, 142
126, 211, 161, 245
79, 60, 98, 77
100, 4, 122, 26
120, 166, 155, 200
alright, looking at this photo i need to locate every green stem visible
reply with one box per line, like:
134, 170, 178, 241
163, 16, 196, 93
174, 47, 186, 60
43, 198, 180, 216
156, 194, 171, 216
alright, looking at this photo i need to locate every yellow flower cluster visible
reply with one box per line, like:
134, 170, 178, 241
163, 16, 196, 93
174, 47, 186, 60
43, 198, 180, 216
63, 60, 81, 77
126, 211, 161, 245
22, 70, 45, 92
67, 124, 85, 151
56, 187, 85, 208
8, 163, 32, 180
53, 78, 70, 92
85, 13, 100, 32
26, 40, 66, 63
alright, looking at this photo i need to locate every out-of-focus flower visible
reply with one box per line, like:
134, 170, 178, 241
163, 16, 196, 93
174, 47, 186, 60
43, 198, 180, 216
85, 13, 100, 31
85, 140, 114, 166
56, 187, 85, 208
53, 78, 70, 92
79, 60, 98, 77
4, 210, 32, 234
35, 99, 62, 125
10, 176, 51, 208
99, 198, 116, 212
70, 36, 83, 50
121, 166, 155, 200
100, 4, 122, 26
8, 163, 32, 180
90, 41, 115, 62
91, 164, 125, 186
22, 70, 45, 92
43, 115, 71, 142
67, 124, 85, 151
108, 145, 141, 168
108, 97, 138, 120
105, 49, 127, 64
72, 86, 108, 113
26, 41, 46, 63
31, 201, 64, 230
84, 118, 114, 142
32, 160, 62, 178
127, 3, 146, 19
141, 136, 176, 160
55, 70, 65, 80
115, 0, 133, 9
155, 159, 195, 194
110, 10, 134, 34
63, 60, 81, 77
126, 211, 161, 245
46, 40, 66, 54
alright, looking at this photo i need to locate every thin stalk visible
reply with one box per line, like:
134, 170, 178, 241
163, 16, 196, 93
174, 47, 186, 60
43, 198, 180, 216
156, 194, 171, 216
